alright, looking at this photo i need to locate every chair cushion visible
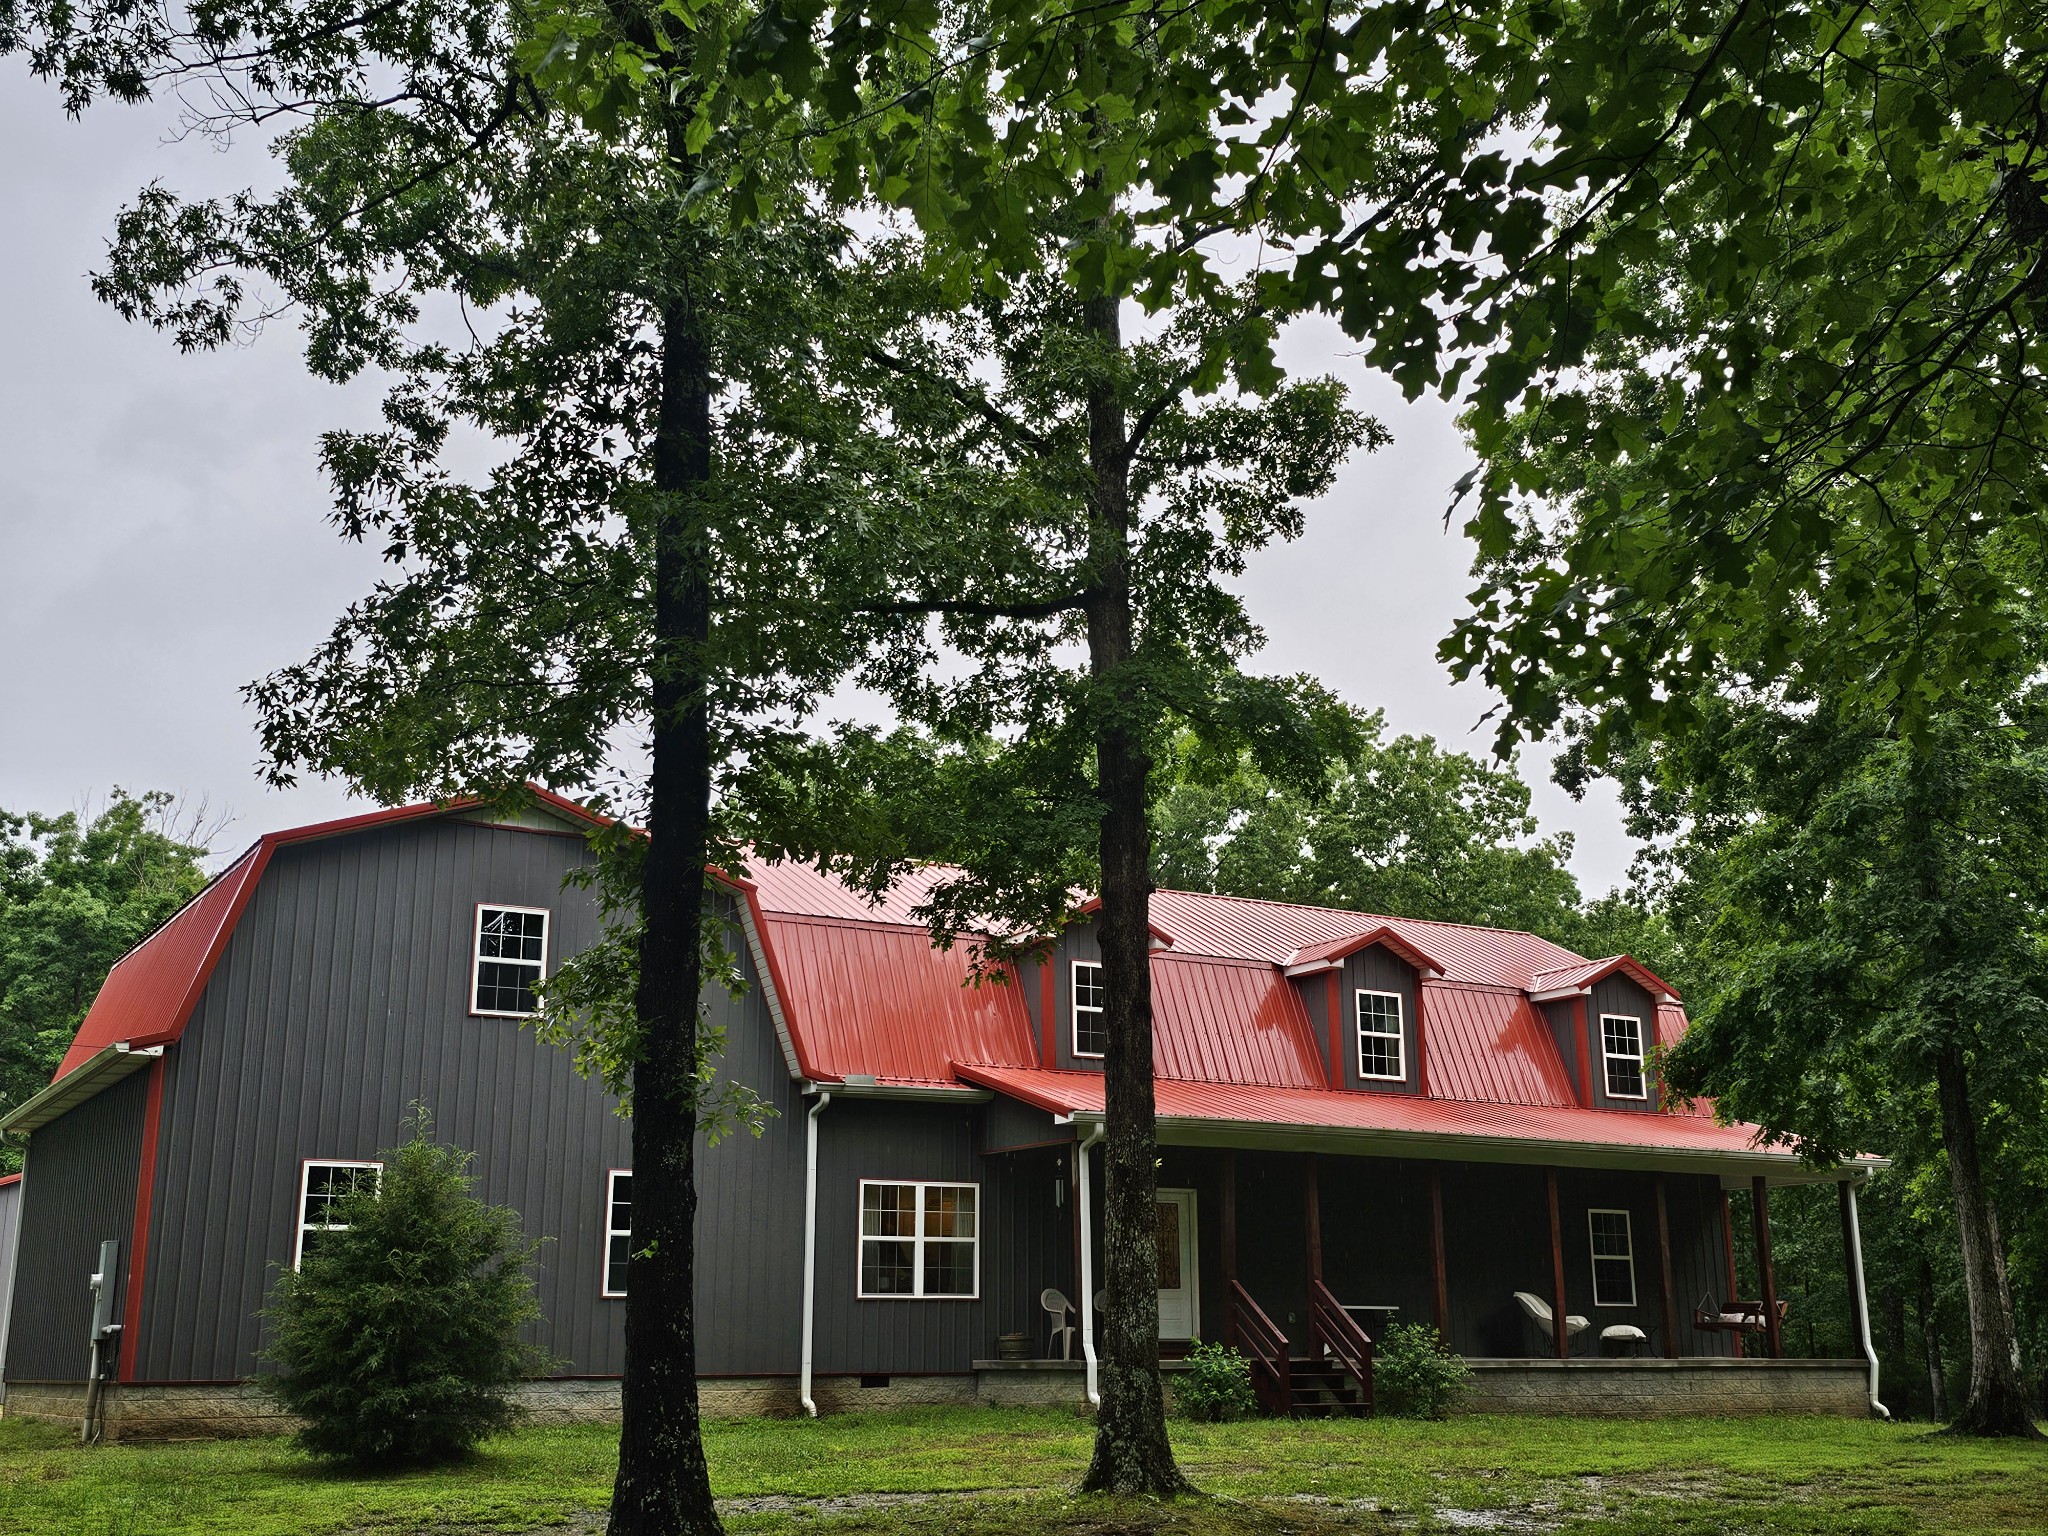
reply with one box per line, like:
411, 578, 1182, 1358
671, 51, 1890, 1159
1600, 1324, 1648, 1341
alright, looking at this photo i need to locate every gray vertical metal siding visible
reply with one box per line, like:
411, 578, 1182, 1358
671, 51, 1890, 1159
3, 1071, 147, 1381
1587, 975, 1660, 1109
0, 1177, 20, 1384
808, 1098, 1068, 1375
135, 820, 630, 1382
1049, 925, 1104, 1072
1341, 945, 1420, 1093
693, 898, 808, 1375
1538, 1000, 1583, 1101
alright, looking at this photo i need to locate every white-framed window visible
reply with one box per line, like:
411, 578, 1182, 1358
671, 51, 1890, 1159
1355, 989, 1405, 1081
295, 1159, 382, 1270
858, 1180, 980, 1299
602, 1170, 632, 1298
473, 904, 549, 1016
1588, 1208, 1637, 1307
1071, 960, 1107, 1058
1600, 1013, 1648, 1100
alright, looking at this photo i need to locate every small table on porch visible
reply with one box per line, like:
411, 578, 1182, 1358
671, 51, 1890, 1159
1340, 1304, 1399, 1342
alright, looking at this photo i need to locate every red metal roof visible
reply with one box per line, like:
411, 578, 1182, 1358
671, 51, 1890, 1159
756, 914, 1038, 1085
55, 846, 267, 1078
1145, 889, 1586, 987
952, 1064, 1793, 1164
745, 859, 967, 928
52, 788, 609, 1082
1152, 957, 1326, 1088
1420, 984, 1577, 1107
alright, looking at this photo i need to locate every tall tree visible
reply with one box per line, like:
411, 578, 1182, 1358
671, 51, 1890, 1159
1634, 685, 2048, 1435
0, 791, 215, 1154
739, 231, 1369, 1492
4, 1, 902, 1527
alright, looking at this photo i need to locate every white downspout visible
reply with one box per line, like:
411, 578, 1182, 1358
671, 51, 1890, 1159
1077, 1124, 1105, 1408
800, 1090, 832, 1418
1844, 1179, 1890, 1419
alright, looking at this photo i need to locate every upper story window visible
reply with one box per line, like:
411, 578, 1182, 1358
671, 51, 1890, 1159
1588, 1209, 1637, 1306
1600, 1013, 1647, 1100
1355, 990, 1405, 1081
473, 904, 549, 1016
603, 1170, 632, 1298
859, 1180, 979, 1298
1072, 961, 1107, 1058
295, 1159, 382, 1270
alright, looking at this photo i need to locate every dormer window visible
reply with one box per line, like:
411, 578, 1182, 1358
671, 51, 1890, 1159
1355, 990, 1405, 1081
473, 904, 549, 1016
1072, 961, 1107, 1058
1601, 1014, 1647, 1099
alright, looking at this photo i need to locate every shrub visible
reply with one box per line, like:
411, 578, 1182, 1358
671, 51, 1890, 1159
259, 1114, 551, 1464
1175, 1341, 1259, 1421
1373, 1322, 1472, 1419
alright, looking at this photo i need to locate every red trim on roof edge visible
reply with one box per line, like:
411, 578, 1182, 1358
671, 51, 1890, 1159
1285, 924, 1444, 977
1072, 896, 1175, 947
118, 1059, 165, 1382
0, 1173, 19, 1188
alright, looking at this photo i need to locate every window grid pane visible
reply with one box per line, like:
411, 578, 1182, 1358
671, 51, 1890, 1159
605, 1173, 633, 1296
1073, 962, 1107, 1057
1602, 1014, 1646, 1098
297, 1162, 380, 1270
860, 1181, 978, 1298
1356, 991, 1405, 1079
476, 907, 546, 1015
1588, 1211, 1636, 1306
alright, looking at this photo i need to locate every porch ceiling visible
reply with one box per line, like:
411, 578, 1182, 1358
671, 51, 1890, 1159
952, 1065, 1882, 1184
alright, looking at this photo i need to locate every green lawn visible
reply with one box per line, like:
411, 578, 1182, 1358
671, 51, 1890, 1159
2, 1407, 2043, 1536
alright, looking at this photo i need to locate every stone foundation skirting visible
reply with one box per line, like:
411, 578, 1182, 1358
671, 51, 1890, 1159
1, 1358, 1871, 1439
1460, 1358, 1873, 1417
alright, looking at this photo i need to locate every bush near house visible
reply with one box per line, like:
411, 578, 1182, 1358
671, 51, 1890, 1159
1174, 1342, 1259, 1422
260, 1114, 550, 1464
1373, 1322, 1473, 1419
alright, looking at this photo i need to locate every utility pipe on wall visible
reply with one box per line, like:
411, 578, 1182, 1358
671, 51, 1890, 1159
1076, 1124, 1105, 1408
799, 1089, 832, 1418
1843, 1178, 1891, 1419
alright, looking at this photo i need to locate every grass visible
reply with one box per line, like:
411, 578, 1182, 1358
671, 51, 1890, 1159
1, 1407, 2043, 1536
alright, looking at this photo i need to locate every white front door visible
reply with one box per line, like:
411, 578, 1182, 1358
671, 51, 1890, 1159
1155, 1188, 1199, 1340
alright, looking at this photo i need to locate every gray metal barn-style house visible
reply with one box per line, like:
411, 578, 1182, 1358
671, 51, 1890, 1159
0, 793, 1887, 1435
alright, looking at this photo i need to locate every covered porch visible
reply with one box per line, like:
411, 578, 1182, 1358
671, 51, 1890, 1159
1045, 1125, 1884, 1418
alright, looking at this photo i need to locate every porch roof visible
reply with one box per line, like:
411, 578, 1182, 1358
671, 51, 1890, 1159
954, 1064, 1874, 1182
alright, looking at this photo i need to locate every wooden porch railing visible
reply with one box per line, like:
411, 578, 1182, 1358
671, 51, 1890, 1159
1226, 1279, 1291, 1415
1308, 1277, 1374, 1416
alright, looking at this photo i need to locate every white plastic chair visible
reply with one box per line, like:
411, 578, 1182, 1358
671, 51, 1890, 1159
1041, 1287, 1075, 1360
1513, 1290, 1589, 1353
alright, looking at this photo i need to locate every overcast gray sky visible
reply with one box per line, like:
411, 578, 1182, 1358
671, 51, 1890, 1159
0, 62, 1640, 893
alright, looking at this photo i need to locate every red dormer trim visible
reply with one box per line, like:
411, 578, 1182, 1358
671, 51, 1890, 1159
1282, 925, 1444, 979
1070, 896, 1176, 948
1529, 954, 1680, 1004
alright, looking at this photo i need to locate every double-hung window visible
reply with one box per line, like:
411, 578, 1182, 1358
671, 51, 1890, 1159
1600, 1014, 1648, 1100
858, 1180, 979, 1298
602, 1170, 632, 1298
1588, 1209, 1637, 1307
1355, 990, 1405, 1081
1071, 961, 1107, 1059
295, 1160, 382, 1270
473, 904, 549, 1016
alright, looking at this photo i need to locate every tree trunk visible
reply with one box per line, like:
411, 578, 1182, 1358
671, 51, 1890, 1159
1918, 1253, 1949, 1424
1077, 286, 1191, 1498
1932, 1045, 2038, 1437
609, 113, 724, 1534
